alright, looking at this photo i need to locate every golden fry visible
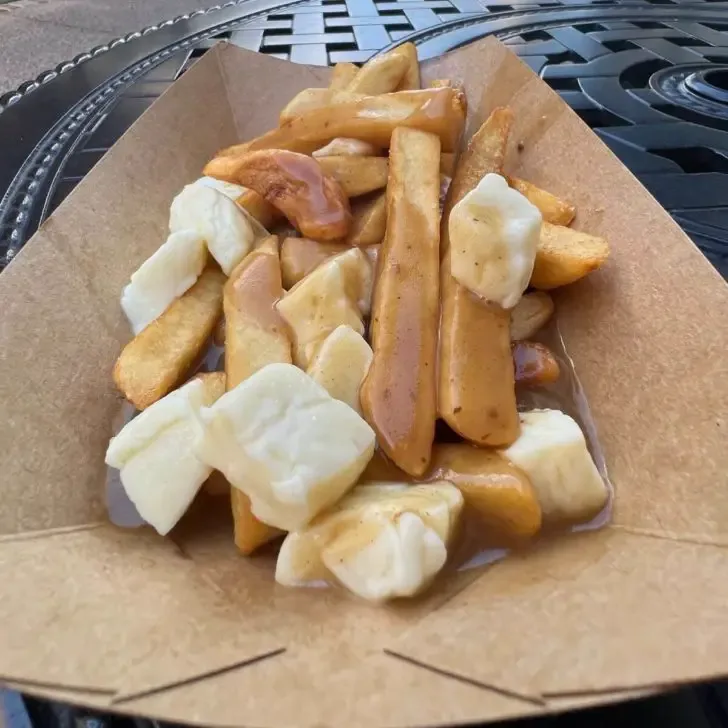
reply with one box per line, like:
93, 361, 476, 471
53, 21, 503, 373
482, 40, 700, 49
280, 237, 379, 288
394, 42, 420, 91
210, 88, 466, 159
507, 177, 576, 226
280, 88, 332, 124
346, 192, 387, 246
438, 108, 519, 447
427, 444, 542, 543
313, 138, 382, 157
531, 222, 610, 289
235, 188, 281, 229
329, 62, 359, 90
345, 49, 409, 95
113, 266, 225, 410
215, 149, 351, 241
224, 236, 291, 387
512, 341, 560, 386
510, 291, 554, 341
360, 127, 441, 476
225, 236, 288, 554
316, 156, 389, 198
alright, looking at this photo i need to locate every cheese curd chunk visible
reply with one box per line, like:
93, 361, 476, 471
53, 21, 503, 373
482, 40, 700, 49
502, 409, 608, 525
169, 183, 258, 275
194, 363, 375, 531
276, 482, 463, 602
307, 325, 372, 415
276, 248, 372, 368
105, 373, 226, 535
121, 230, 207, 334
449, 173, 542, 309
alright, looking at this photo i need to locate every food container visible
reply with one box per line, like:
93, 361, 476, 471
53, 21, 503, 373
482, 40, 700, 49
0, 36, 726, 727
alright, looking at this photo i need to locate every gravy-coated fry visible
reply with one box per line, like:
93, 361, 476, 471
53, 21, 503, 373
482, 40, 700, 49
360, 127, 441, 476
531, 222, 610, 289
438, 108, 520, 446
213, 149, 352, 241
427, 444, 542, 543
507, 177, 576, 226
280, 237, 378, 288
114, 266, 225, 410
513, 341, 560, 386
211, 88, 466, 159
346, 192, 387, 246
225, 236, 288, 554
316, 156, 388, 198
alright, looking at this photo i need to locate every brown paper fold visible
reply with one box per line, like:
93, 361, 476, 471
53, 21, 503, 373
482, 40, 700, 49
0, 37, 726, 726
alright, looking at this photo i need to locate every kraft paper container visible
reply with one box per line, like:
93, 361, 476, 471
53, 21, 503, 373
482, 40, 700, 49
0, 35, 726, 727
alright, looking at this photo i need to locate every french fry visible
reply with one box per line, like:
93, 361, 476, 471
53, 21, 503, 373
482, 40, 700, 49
346, 192, 387, 246
236, 188, 281, 229
394, 42, 420, 91
531, 222, 610, 289
280, 237, 379, 288
313, 138, 382, 157
438, 107, 520, 447
510, 291, 554, 341
225, 235, 288, 554
329, 62, 359, 90
512, 341, 560, 386
280, 88, 332, 124
209, 88, 466, 160
224, 236, 292, 385
345, 48, 410, 95
427, 444, 542, 543
113, 266, 225, 410
214, 149, 352, 241
507, 177, 576, 226
360, 127, 441, 476
316, 156, 388, 198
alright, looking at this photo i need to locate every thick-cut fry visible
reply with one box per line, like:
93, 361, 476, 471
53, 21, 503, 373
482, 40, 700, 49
329, 62, 359, 90
513, 341, 560, 386
507, 177, 576, 226
360, 127, 441, 476
313, 138, 381, 158
209, 88, 466, 160
316, 156, 389, 198
427, 444, 542, 543
236, 188, 281, 229
346, 192, 387, 246
214, 149, 352, 241
510, 291, 554, 341
225, 236, 288, 554
439, 257, 519, 445
531, 222, 610, 289
438, 108, 519, 447
113, 266, 225, 410
280, 237, 379, 288
224, 236, 291, 386
280, 88, 331, 124
279, 89, 368, 125
394, 43, 420, 91
345, 49, 409, 95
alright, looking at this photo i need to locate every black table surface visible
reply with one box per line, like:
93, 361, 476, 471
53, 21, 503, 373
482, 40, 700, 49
1, 0, 727, 726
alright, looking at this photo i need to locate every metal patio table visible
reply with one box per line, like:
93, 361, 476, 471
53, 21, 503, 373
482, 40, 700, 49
1, 0, 728, 725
